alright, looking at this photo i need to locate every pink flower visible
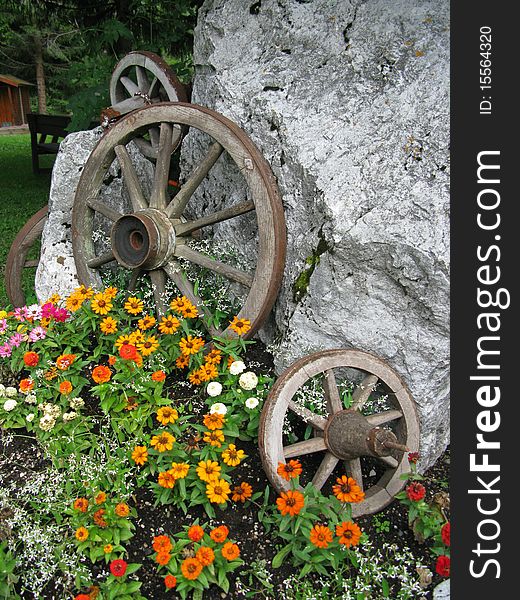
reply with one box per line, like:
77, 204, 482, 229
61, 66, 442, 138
0, 343, 12, 358
26, 304, 42, 320
0, 319, 7, 334
13, 307, 29, 321
29, 327, 47, 342
8, 333, 24, 348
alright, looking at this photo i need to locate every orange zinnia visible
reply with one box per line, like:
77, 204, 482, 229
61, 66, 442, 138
56, 353, 76, 370
23, 351, 39, 367
232, 482, 253, 503
310, 524, 333, 548
153, 535, 172, 553
155, 551, 171, 566
277, 460, 302, 481
336, 521, 362, 547
73, 497, 88, 512
203, 412, 225, 430
276, 490, 305, 517
115, 503, 130, 517
151, 370, 166, 382
164, 574, 177, 589
181, 557, 203, 580
59, 380, 73, 395
196, 546, 215, 566
188, 525, 205, 542
332, 475, 365, 503
158, 470, 176, 488
131, 446, 148, 465
94, 491, 106, 504
119, 343, 138, 360
75, 526, 89, 542
188, 369, 204, 385
221, 541, 240, 561
92, 365, 111, 384
176, 354, 190, 369
19, 378, 34, 392
93, 508, 107, 527
209, 525, 229, 544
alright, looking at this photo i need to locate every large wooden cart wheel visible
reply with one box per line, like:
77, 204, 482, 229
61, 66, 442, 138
72, 102, 286, 339
5, 205, 48, 307
259, 349, 420, 516
107, 51, 188, 158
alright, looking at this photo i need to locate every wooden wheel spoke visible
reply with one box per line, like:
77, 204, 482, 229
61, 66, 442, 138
366, 409, 403, 426
283, 437, 327, 459
120, 75, 138, 96
163, 260, 221, 337
165, 141, 224, 218
148, 269, 168, 316
148, 76, 159, 98
114, 145, 148, 211
149, 122, 174, 209
85, 198, 122, 222
149, 127, 160, 150
323, 369, 342, 415
174, 244, 254, 288
174, 200, 255, 237
351, 373, 379, 411
87, 251, 115, 269
312, 452, 340, 490
287, 400, 327, 431
344, 458, 364, 492
135, 66, 150, 94
378, 455, 399, 469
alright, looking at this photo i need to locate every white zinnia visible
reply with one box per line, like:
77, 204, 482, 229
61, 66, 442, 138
0, 384, 5, 397
25, 393, 37, 405
245, 397, 259, 409
239, 371, 258, 390
69, 397, 85, 409
63, 411, 78, 422
206, 381, 222, 397
26, 413, 35, 422
39, 414, 56, 431
229, 360, 246, 375
5, 387, 17, 398
209, 402, 227, 415
3, 399, 17, 412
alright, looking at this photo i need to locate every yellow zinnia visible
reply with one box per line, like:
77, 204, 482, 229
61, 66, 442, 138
158, 470, 176, 488
222, 444, 246, 467
156, 406, 179, 425
65, 293, 84, 312
170, 462, 190, 479
179, 335, 204, 356
150, 431, 175, 452
196, 460, 221, 482
100, 316, 118, 334
124, 296, 144, 315
203, 429, 225, 448
91, 292, 112, 315
158, 314, 180, 335
137, 314, 156, 330
137, 335, 159, 356
206, 478, 231, 504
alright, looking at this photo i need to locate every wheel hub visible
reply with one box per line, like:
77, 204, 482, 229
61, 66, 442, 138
324, 409, 403, 460
110, 209, 176, 270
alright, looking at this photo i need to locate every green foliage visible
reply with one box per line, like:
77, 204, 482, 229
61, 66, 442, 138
0, 542, 20, 600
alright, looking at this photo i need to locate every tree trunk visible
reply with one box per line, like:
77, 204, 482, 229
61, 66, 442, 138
34, 33, 47, 114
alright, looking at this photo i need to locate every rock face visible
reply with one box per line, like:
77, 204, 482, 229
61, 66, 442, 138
187, 0, 450, 467
35, 130, 154, 302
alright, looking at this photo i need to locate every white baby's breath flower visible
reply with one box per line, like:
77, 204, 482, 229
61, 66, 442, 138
229, 360, 246, 375
5, 386, 17, 398
239, 371, 258, 390
245, 397, 259, 409
209, 402, 227, 415
3, 399, 17, 412
206, 381, 222, 397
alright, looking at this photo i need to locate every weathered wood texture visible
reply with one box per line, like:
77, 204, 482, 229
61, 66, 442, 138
26, 113, 71, 174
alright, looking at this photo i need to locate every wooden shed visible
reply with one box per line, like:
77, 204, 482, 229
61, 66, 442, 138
0, 74, 33, 127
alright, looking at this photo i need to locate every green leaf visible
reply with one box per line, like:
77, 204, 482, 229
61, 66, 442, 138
272, 543, 292, 568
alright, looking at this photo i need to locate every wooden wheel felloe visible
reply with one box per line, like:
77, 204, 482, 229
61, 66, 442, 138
71, 102, 286, 339
106, 51, 188, 158
259, 349, 420, 516
5, 205, 48, 307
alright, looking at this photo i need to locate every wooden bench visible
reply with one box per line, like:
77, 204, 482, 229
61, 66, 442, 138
27, 113, 71, 174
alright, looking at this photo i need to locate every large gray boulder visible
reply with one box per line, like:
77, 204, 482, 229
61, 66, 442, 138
185, 0, 450, 467
35, 130, 155, 301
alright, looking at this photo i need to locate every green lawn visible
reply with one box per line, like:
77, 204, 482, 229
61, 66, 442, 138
0, 134, 53, 308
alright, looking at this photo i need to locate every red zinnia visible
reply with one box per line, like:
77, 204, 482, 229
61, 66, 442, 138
441, 522, 450, 547
74, 595, 91, 600
408, 452, 420, 463
435, 555, 450, 578
164, 574, 177, 589
406, 481, 426, 502
23, 351, 39, 367
110, 559, 128, 577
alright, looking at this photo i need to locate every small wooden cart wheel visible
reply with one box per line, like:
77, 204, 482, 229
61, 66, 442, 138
259, 349, 420, 516
5, 205, 48, 307
72, 102, 286, 339
107, 51, 188, 158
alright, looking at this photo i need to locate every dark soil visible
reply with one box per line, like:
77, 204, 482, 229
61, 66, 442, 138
0, 341, 450, 599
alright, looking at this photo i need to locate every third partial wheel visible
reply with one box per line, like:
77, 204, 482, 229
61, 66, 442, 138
259, 349, 420, 516
71, 102, 286, 340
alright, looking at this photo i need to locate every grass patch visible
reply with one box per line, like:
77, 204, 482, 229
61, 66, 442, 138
0, 134, 52, 307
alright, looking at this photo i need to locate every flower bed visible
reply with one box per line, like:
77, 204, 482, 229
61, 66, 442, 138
0, 287, 449, 599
